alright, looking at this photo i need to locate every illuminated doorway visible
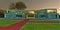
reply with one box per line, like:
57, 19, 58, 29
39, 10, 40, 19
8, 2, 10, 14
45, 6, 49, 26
26, 11, 35, 18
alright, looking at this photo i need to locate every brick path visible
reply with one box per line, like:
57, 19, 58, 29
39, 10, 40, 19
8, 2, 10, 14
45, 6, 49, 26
0, 19, 29, 30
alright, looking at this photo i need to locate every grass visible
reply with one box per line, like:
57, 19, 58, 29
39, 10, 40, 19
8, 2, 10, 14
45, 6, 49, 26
21, 20, 60, 30
0, 20, 22, 26
0, 20, 60, 30
21, 23, 60, 30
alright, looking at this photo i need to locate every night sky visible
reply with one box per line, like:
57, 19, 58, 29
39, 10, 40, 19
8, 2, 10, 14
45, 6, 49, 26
0, 0, 60, 14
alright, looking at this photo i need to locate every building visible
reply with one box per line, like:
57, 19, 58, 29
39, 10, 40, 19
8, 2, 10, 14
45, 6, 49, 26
4, 8, 59, 19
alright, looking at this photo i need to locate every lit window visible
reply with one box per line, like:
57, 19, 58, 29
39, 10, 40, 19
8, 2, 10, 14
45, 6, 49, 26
47, 10, 56, 13
29, 11, 35, 14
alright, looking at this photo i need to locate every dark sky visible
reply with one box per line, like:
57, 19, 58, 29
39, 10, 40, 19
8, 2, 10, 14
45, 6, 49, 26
0, 0, 60, 13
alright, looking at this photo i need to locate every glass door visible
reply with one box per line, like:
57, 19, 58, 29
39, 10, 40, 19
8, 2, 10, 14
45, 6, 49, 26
26, 13, 35, 18
26, 11, 35, 18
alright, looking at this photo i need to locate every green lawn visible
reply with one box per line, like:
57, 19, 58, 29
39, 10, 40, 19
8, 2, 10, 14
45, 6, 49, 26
0, 20, 60, 30
21, 22, 60, 30
21, 20, 60, 30
0, 20, 21, 26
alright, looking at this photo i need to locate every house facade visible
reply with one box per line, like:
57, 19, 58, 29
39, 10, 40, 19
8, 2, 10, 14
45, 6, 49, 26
4, 8, 59, 19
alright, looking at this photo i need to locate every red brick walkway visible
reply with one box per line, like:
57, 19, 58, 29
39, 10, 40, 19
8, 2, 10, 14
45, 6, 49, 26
0, 19, 29, 30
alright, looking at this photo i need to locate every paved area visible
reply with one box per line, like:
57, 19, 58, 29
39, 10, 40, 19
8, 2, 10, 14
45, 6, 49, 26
0, 19, 29, 30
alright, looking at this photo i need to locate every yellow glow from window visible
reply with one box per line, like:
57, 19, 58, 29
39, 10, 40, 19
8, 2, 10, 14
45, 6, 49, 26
29, 11, 35, 14
47, 10, 56, 13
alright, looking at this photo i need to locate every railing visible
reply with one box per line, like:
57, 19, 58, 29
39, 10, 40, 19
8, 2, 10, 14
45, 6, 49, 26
0, 18, 60, 20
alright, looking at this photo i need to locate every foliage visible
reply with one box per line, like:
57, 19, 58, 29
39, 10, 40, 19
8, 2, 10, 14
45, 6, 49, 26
9, 1, 27, 10
15, 2, 27, 10
9, 3, 15, 9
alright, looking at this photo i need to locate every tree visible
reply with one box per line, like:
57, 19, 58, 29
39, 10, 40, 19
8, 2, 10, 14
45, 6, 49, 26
0, 9, 5, 18
9, 3, 16, 9
9, 1, 27, 10
15, 2, 27, 10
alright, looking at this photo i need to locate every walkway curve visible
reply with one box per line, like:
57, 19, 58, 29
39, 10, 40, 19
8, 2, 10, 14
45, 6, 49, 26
0, 19, 29, 30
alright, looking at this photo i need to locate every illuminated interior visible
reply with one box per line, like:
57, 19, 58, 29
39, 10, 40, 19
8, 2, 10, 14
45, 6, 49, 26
26, 11, 35, 18
47, 10, 56, 13
28, 11, 35, 14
